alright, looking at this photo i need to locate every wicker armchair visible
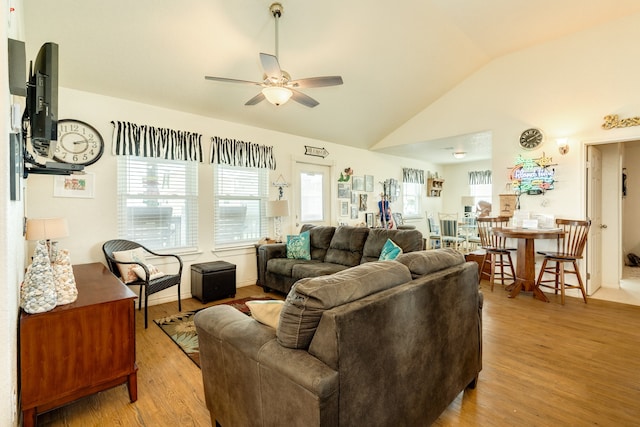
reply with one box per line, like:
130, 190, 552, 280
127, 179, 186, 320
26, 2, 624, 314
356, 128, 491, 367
102, 239, 183, 328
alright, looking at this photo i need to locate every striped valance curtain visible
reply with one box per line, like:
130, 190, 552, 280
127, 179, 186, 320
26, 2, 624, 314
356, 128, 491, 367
402, 168, 425, 184
468, 170, 492, 185
111, 121, 203, 162
210, 136, 276, 170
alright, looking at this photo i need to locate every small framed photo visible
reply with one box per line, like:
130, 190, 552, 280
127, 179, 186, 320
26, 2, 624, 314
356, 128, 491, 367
365, 212, 374, 228
365, 175, 374, 192
338, 182, 351, 199
350, 206, 358, 220
53, 172, 95, 198
359, 194, 368, 211
351, 192, 357, 205
352, 176, 365, 192
340, 201, 349, 216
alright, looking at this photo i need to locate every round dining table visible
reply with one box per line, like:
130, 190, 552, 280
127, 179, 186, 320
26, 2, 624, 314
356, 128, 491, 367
492, 227, 565, 302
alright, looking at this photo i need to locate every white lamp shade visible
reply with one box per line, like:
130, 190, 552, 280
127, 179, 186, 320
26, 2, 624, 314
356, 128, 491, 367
25, 217, 69, 241
266, 200, 289, 217
262, 86, 293, 106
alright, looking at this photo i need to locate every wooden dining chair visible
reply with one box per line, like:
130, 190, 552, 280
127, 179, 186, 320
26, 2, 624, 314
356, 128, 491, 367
477, 216, 516, 291
535, 218, 591, 304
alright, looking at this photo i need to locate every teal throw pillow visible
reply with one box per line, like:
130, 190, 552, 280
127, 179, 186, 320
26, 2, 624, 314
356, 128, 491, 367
286, 231, 311, 260
379, 238, 403, 261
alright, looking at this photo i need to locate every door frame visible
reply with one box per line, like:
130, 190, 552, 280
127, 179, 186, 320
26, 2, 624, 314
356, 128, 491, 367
291, 156, 336, 229
584, 135, 639, 291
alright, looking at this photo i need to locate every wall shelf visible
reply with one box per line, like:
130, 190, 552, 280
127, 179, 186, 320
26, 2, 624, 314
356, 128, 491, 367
427, 178, 444, 197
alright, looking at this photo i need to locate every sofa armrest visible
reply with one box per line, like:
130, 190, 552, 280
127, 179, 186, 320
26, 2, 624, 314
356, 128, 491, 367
258, 243, 287, 290
194, 305, 339, 426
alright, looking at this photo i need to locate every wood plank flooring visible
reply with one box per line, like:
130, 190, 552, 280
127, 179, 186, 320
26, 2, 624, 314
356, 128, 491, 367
34, 281, 640, 426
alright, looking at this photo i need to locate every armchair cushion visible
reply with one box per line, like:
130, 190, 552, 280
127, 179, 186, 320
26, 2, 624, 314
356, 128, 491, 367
277, 261, 412, 349
112, 247, 147, 283
132, 263, 165, 281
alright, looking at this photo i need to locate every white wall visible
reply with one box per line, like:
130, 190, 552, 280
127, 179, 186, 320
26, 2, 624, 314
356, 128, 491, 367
375, 13, 640, 223
441, 159, 492, 215
24, 88, 440, 306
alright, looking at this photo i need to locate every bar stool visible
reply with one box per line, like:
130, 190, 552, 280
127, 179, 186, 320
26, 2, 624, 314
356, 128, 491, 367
477, 216, 515, 291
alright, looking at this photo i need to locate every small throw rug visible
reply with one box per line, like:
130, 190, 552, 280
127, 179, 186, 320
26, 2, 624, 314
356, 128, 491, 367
154, 296, 274, 367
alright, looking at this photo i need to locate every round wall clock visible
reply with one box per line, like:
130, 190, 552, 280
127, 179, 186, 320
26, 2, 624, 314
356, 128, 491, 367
519, 128, 544, 150
54, 119, 105, 166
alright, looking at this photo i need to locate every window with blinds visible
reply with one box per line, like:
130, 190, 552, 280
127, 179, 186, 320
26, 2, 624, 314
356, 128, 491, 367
117, 156, 198, 252
213, 164, 268, 248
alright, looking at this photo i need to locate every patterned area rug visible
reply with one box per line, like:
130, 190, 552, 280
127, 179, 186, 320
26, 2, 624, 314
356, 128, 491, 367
154, 296, 274, 368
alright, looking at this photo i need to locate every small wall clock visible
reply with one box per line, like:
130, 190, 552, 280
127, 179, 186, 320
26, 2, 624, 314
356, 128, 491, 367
519, 128, 544, 150
54, 119, 105, 166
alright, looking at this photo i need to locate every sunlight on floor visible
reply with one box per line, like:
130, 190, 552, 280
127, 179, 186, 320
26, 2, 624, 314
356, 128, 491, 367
590, 266, 640, 307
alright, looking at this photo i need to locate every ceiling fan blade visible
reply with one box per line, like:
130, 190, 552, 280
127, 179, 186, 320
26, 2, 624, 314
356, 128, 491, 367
204, 76, 261, 85
245, 92, 265, 106
260, 53, 283, 80
290, 89, 319, 108
289, 76, 344, 88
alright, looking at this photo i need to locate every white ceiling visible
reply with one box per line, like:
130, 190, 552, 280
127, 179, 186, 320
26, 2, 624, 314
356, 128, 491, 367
22, 0, 640, 164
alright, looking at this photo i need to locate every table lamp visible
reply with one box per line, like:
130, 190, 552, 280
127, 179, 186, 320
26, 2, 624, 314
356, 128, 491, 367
266, 200, 289, 242
25, 217, 69, 259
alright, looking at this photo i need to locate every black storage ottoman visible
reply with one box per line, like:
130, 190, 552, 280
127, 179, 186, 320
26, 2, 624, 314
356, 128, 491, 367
191, 261, 236, 303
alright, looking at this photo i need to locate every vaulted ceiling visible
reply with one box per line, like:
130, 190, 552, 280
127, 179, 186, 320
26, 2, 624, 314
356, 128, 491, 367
22, 0, 640, 164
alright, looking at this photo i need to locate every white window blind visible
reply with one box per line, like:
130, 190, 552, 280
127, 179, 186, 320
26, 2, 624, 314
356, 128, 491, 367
117, 156, 198, 252
213, 164, 268, 248
402, 182, 422, 217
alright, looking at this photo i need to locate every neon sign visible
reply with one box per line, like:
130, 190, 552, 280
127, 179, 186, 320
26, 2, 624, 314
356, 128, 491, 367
509, 153, 555, 194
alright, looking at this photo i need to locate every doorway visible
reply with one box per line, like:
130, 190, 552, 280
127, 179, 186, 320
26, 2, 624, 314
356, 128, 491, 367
292, 159, 334, 229
587, 139, 640, 306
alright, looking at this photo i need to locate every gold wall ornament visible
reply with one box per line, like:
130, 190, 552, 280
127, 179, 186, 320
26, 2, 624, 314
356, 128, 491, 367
602, 114, 640, 129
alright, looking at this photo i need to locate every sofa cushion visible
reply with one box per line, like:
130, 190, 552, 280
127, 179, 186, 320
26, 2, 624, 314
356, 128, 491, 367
291, 262, 349, 280
395, 248, 465, 277
301, 224, 336, 261
277, 261, 412, 349
324, 226, 370, 267
361, 228, 424, 263
379, 239, 403, 261
286, 231, 311, 260
267, 258, 321, 277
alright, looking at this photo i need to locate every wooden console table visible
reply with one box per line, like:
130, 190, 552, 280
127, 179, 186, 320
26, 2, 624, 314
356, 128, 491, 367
20, 262, 138, 426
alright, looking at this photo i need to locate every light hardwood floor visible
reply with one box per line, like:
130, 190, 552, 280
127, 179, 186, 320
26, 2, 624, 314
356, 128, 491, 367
34, 281, 640, 426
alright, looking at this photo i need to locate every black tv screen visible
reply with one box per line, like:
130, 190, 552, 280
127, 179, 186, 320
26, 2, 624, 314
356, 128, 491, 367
27, 42, 58, 158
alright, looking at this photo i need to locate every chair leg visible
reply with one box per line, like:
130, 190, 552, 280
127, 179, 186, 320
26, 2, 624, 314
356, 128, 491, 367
144, 289, 149, 329
177, 281, 182, 312
479, 253, 488, 286
559, 262, 566, 305
507, 252, 516, 285
535, 258, 549, 289
138, 285, 143, 310
489, 254, 497, 292
573, 261, 588, 303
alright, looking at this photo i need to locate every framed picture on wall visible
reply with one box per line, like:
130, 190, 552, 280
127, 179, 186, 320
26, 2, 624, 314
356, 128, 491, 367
365, 212, 374, 228
359, 194, 368, 211
340, 201, 349, 216
352, 176, 365, 192
351, 206, 358, 219
351, 192, 357, 204
53, 173, 95, 198
338, 182, 351, 199
365, 175, 374, 192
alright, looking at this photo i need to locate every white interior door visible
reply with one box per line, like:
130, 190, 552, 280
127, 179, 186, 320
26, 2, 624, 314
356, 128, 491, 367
293, 161, 332, 229
586, 145, 603, 295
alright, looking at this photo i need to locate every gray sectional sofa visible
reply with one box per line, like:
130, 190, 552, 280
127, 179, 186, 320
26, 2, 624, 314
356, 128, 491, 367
195, 248, 483, 426
257, 224, 424, 294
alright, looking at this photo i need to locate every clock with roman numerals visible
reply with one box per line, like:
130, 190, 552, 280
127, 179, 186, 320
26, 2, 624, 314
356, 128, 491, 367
519, 128, 544, 150
54, 119, 104, 166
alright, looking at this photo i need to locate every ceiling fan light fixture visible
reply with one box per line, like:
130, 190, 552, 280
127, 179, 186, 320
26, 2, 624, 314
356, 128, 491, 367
262, 86, 293, 106
453, 151, 466, 159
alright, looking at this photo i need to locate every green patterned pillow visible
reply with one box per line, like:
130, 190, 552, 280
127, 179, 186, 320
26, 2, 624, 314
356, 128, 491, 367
379, 238, 403, 261
286, 230, 311, 260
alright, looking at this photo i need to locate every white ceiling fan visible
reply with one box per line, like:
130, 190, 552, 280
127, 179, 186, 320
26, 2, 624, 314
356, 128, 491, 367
204, 2, 343, 108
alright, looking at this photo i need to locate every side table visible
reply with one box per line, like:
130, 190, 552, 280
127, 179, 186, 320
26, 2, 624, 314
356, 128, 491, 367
20, 262, 138, 426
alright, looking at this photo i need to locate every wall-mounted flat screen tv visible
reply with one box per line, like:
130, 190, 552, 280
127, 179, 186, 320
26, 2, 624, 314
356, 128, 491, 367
27, 42, 58, 158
